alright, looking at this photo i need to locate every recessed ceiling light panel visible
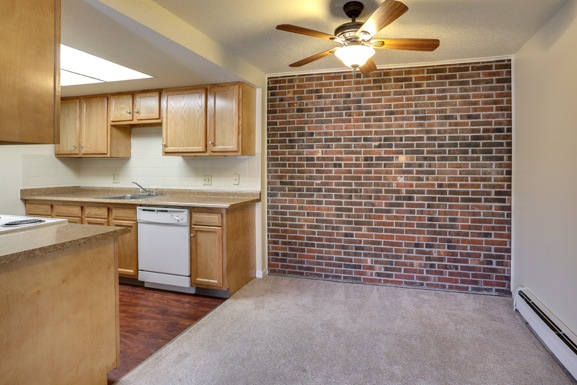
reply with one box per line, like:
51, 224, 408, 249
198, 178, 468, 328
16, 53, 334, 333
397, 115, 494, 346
60, 45, 152, 86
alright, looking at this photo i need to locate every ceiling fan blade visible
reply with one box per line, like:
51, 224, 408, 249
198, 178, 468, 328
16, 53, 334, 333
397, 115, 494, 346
372, 38, 440, 51
289, 49, 337, 67
357, 0, 409, 40
276, 24, 336, 40
359, 58, 377, 75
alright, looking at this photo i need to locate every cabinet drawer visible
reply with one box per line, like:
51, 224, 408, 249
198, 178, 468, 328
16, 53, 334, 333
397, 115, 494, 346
53, 204, 82, 218
84, 206, 108, 219
26, 203, 52, 217
191, 212, 222, 226
111, 207, 136, 221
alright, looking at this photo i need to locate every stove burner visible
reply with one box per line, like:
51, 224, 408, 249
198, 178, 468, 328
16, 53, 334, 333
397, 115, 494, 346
3, 219, 46, 226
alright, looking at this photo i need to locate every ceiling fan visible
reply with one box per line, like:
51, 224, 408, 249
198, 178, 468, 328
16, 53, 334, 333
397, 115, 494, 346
276, 0, 440, 74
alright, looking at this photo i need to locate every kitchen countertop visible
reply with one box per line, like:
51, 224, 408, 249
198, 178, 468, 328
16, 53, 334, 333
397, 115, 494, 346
0, 222, 129, 265
21, 186, 261, 209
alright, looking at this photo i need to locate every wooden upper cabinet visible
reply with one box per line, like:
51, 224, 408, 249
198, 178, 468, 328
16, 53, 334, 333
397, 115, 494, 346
55, 99, 80, 155
208, 84, 240, 153
56, 96, 130, 158
162, 87, 207, 154
109, 91, 160, 124
208, 82, 255, 156
109, 94, 133, 122
0, 0, 60, 144
80, 97, 109, 155
135, 92, 161, 121
162, 82, 255, 156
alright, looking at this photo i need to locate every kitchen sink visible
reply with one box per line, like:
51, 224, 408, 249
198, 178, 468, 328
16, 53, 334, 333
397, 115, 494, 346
98, 194, 160, 200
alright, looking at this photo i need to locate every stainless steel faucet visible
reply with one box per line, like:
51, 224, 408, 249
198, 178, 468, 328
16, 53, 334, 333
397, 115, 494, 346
132, 181, 157, 196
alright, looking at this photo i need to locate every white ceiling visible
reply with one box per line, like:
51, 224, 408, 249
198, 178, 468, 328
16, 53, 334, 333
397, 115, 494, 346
61, 0, 568, 97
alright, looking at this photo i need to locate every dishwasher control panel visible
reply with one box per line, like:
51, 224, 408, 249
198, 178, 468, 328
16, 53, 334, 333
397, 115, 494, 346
137, 207, 189, 225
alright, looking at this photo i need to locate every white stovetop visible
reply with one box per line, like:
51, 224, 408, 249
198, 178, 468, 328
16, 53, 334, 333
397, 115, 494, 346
0, 215, 68, 235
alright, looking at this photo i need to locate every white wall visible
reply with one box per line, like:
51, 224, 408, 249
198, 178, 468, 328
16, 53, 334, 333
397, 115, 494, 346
0, 145, 80, 214
74, 126, 261, 190
513, 0, 577, 333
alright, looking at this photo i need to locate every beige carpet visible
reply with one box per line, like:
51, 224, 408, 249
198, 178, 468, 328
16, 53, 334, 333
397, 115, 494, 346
116, 276, 575, 385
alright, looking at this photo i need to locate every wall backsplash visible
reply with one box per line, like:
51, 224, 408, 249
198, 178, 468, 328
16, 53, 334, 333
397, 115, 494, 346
23, 126, 261, 190
267, 59, 512, 295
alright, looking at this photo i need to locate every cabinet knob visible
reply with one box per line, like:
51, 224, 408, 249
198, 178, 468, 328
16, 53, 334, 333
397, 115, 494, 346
162, 142, 167, 147
209, 140, 214, 145
191, 234, 195, 237
72, 145, 77, 149
134, 110, 140, 114
127, 110, 132, 115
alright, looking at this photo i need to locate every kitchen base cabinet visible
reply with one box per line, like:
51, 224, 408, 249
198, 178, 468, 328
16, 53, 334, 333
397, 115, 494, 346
0, 238, 119, 385
25, 202, 53, 217
190, 204, 255, 296
110, 207, 138, 279
52, 204, 83, 224
84, 206, 109, 226
24, 202, 137, 278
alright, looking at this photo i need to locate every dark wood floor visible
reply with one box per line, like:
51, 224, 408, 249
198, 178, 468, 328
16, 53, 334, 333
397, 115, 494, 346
107, 284, 225, 384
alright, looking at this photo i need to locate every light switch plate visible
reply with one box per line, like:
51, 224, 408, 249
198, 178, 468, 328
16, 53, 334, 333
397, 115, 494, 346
203, 175, 212, 186
232, 174, 240, 185
112, 174, 120, 184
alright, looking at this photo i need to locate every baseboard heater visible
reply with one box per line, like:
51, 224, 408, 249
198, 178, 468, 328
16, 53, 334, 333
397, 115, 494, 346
514, 288, 577, 380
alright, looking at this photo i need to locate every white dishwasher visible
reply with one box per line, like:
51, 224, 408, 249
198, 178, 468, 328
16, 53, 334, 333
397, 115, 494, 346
137, 207, 195, 293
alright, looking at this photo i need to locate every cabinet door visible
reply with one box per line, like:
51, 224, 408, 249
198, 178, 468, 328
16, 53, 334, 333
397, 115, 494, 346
191, 226, 223, 288
0, 0, 59, 144
56, 99, 80, 155
110, 219, 138, 278
109, 94, 133, 122
162, 88, 207, 154
135, 92, 160, 121
208, 84, 240, 154
80, 96, 108, 155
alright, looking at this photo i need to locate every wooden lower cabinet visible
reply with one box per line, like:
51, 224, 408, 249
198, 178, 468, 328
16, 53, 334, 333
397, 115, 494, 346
190, 204, 255, 295
52, 204, 83, 224
84, 206, 109, 226
25, 202, 53, 217
191, 225, 223, 288
25, 202, 138, 279
110, 207, 138, 279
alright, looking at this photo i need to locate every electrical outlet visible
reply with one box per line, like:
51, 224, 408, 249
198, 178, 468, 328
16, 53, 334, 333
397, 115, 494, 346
203, 175, 212, 186
112, 174, 120, 184
232, 174, 240, 185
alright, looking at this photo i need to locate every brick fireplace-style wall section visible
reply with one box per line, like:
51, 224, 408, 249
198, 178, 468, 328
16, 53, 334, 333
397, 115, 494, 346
267, 59, 512, 295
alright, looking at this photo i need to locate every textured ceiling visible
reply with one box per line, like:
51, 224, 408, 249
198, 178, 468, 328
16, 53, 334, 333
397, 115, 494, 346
61, 0, 569, 96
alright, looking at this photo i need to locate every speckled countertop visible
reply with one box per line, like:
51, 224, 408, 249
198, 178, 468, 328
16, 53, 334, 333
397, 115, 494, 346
0, 223, 129, 265
21, 186, 261, 209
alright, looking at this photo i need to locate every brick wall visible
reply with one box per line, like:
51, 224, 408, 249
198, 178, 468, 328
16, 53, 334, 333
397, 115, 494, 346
267, 59, 512, 295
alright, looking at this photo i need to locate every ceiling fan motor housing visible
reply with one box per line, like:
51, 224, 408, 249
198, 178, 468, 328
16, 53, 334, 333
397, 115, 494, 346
336, 2, 366, 42
334, 21, 364, 41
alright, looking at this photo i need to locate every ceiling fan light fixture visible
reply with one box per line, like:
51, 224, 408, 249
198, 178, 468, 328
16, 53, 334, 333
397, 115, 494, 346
335, 44, 375, 69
